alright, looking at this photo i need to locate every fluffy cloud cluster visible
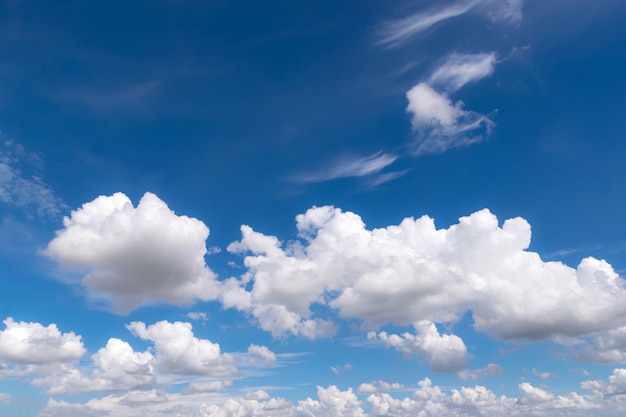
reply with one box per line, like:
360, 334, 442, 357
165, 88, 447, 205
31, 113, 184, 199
0, 318, 84, 365
224, 205, 626, 352
44, 192, 220, 312
127, 320, 236, 377
0, 317, 274, 397
370, 321, 469, 372
39, 371, 626, 417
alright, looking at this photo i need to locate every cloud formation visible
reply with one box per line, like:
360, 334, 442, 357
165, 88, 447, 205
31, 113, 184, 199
224, 205, 626, 363
39, 371, 626, 417
428, 53, 496, 92
370, 321, 469, 372
127, 320, 236, 377
406, 51, 496, 155
0, 140, 64, 218
0, 318, 84, 365
291, 152, 400, 184
377, 0, 524, 47
44, 192, 220, 313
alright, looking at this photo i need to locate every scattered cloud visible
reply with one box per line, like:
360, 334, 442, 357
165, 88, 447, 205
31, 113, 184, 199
248, 344, 277, 366
44, 192, 220, 313
291, 152, 399, 184
377, 2, 474, 48
458, 363, 504, 380
406, 81, 494, 155
357, 380, 405, 393
0, 139, 65, 218
331, 363, 353, 375
428, 53, 496, 92
0, 393, 9, 404
186, 311, 209, 321
377, 0, 524, 48
370, 321, 469, 372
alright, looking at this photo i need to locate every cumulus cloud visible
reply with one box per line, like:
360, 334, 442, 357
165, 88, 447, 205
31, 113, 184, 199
406, 82, 494, 155
377, 0, 524, 47
29, 320, 244, 395
40, 374, 618, 417
0, 139, 65, 218
225, 205, 626, 361
370, 321, 469, 372
127, 320, 236, 377
44, 192, 220, 313
247, 344, 276, 366
357, 380, 405, 393
458, 363, 504, 380
0, 318, 85, 365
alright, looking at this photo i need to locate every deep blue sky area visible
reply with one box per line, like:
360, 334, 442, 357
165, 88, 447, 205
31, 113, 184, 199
1, 1, 626, 416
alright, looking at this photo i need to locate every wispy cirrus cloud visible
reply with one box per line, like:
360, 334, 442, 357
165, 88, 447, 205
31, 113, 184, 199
377, 0, 524, 48
377, 2, 473, 48
428, 53, 496, 92
290, 151, 402, 184
0, 138, 65, 218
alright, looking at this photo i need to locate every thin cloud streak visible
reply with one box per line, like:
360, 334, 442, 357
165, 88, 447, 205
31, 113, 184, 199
291, 152, 398, 183
377, 2, 473, 48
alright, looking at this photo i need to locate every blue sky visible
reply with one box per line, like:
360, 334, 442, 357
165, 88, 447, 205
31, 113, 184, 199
1, 0, 626, 415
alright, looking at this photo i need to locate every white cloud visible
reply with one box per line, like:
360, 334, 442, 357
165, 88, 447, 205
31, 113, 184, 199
247, 344, 276, 366
575, 326, 626, 364
299, 385, 366, 417
31, 338, 155, 394
0, 318, 85, 365
331, 363, 353, 375
357, 380, 405, 393
428, 53, 496, 92
517, 382, 554, 405
225, 205, 626, 362
127, 320, 236, 377
186, 311, 209, 321
0, 139, 64, 218
377, 2, 474, 48
183, 380, 233, 394
406, 82, 494, 155
377, 0, 524, 48
291, 152, 399, 184
44, 192, 220, 313
458, 363, 504, 380
0, 393, 10, 404
40, 372, 626, 417
371, 321, 469, 372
